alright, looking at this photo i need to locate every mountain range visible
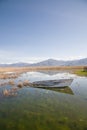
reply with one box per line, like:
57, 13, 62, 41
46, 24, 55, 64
0, 58, 87, 67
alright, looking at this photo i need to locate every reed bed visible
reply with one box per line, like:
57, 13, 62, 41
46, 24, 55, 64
0, 66, 85, 80
0, 66, 85, 73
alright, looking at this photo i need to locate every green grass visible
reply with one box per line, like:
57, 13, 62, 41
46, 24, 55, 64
75, 70, 87, 76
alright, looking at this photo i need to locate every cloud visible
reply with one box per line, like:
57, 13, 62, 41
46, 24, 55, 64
0, 51, 44, 63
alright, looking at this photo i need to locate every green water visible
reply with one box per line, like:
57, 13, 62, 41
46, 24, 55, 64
0, 71, 87, 130
0, 86, 87, 130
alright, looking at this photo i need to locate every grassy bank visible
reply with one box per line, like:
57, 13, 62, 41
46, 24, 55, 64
75, 70, 87, 76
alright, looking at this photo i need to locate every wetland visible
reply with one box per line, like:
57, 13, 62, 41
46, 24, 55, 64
0, 67, 87, 130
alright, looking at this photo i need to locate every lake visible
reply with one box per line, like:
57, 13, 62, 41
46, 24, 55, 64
0, 71, 87, 130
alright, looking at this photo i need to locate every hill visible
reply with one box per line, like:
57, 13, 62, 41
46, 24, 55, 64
0, 58, 87, 67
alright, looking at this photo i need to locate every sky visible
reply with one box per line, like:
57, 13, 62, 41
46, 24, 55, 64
0, 0, 87, 63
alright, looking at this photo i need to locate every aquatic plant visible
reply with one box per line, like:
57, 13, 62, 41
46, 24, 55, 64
8, 80, 15, 85
17, 82, 23, 88
23, 80, 30, 86
3, 89, 9, 96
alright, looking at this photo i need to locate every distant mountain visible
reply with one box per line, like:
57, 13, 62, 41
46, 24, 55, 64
0, 58, 87, 67
31, 58, 87, 66
31, 59, 65, 66
64, 58, 87, 66
9, 62, 31, 67
0, 62, 31, 67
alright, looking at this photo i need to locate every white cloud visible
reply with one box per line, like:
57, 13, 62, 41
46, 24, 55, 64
0, 50, 86, 64
0, 50, 42, 63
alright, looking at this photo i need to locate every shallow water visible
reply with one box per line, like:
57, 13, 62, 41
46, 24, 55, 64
0, 71, 87, 130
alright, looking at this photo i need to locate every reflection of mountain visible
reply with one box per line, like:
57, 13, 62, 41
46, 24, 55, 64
41, 86, 74, 95
37, 70, 71, 76
38, 71, 60, 76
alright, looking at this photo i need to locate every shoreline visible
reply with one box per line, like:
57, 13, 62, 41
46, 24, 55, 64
0, 66, 84, 72
0, 66, 86, 80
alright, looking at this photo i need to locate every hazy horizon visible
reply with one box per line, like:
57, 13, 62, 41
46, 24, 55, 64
0, 0, 87, 63
0, 57, 87, 64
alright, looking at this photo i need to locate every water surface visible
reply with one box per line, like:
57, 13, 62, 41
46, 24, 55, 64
0, 71, 87, 130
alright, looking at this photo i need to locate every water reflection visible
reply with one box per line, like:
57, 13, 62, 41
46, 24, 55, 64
0, 86, 87, 130
36, 86, 74, 95
0, 71, 87, 130
0, 70, 87, 98
17, 71, 76, 82
38, 70, 73, 76
18, 71, 87, 99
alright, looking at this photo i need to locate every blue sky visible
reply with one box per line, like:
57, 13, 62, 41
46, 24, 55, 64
0, 0, 87, 63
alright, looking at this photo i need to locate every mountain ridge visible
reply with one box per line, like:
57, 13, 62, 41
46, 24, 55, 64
0, 58, 87, 67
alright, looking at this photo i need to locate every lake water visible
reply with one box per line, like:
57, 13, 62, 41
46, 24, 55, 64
0, 71, 87, 130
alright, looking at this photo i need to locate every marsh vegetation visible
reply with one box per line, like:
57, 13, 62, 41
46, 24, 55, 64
0, 67, 87, 130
